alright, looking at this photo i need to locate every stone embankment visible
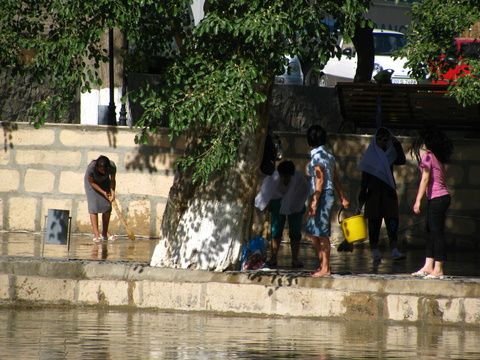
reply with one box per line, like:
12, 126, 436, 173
1, 257, 479, 327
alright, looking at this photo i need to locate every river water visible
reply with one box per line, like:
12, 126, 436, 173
2, 233, 480, 359
1, 307, 480, 360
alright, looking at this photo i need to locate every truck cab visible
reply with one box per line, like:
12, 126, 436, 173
431, 38, 480, 84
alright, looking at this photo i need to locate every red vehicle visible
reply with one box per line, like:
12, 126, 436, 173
431, 38, 480, 84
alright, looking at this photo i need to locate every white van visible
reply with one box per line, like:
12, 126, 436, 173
316, 29, 416, 86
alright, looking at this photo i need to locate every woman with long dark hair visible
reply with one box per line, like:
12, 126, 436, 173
84, 155, 117, 242
411, 128, 453, 279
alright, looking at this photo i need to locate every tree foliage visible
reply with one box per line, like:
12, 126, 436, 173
402, 0, 480, 106
0, 0, 190, 127
135, 0, 371, 183
0, 0, 372, 183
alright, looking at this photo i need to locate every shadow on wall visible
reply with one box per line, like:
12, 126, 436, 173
124, 131, 180, 176
1, 122, 17, 151
151, 163, 252, 271
106, 124, 119, 149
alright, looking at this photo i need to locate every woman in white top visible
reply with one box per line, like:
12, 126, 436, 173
255, 160, 309, 268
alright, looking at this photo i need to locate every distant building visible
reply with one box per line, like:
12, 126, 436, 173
367, 0, 418, 34
192, 1, 415, 34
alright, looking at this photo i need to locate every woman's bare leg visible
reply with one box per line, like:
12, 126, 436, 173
415, 257, 435, 274
89, 213, 100, 238
101, 211, 111, 239
431, 260, 444, 277
311, 236, 321, 270
311, 236, 331, 277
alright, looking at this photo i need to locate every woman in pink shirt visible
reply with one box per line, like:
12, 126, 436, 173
411, 128, 453, 279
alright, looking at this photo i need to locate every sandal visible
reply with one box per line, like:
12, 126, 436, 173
107, 234, 117, 242
92, 236, 103, 243
411, 270, 428, 277
424, 274, 445, 280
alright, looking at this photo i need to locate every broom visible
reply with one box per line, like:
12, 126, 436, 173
111, 198, 136, 241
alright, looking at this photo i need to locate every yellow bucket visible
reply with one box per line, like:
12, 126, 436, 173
338, 207, 367, 244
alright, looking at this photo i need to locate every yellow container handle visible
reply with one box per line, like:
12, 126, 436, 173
337, 206, 346, 224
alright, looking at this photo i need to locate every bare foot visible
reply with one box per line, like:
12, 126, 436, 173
311, 269, 331, 277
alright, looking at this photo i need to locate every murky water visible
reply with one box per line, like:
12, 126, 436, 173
1, 307, 479, 359
2, 233, 480, 358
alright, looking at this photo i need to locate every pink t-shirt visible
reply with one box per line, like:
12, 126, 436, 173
420, 151, 450, 200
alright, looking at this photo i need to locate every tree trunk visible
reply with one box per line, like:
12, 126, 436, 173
352, 22, 374, 83
150, 88, 271, 271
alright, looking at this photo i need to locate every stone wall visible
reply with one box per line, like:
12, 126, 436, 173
0, 122, 182, 237
268, 85, 342, 133
277, 131, 480, 250
0, 122, 479, 249
2, 258, 480, 326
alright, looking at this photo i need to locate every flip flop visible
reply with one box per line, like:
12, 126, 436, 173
424, 274, 445, 280
411, 270, 428, 277
107, 234, 117, 242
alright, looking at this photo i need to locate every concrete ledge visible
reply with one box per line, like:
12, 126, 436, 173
1, 256, 479, 326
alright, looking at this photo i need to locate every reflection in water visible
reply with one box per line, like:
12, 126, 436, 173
1, 308, 479, 359
0, 232, 157, 263
91, 243, 109, 260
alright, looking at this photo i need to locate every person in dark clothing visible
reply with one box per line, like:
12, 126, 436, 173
260, 131, 282, 176
358, 127, 406, 265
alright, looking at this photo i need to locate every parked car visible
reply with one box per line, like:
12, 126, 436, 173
431, 38, 480, 84
315, 29, 416, 86
274, 55, 304, 85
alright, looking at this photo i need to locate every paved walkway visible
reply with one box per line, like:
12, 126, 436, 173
1, 231, 479, 278
2, 231, 480, 326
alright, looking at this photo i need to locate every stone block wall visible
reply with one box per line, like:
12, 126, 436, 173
0, 122, 183, 237
278, 131, 480, 250
0, 122, 479, 249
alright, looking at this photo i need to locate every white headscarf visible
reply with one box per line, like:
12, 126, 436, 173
358, 128, 398, 189
255, 170, 309, 215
